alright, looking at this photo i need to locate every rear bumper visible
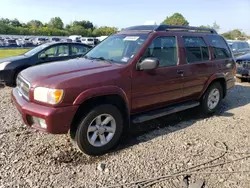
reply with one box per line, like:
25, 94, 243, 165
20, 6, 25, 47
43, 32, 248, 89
227, 77, 236, 89
11, 88, 78, 134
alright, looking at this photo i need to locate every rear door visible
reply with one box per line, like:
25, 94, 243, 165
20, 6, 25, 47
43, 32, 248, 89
178, 35, 214, 100
70, 44, 91, 58
131, 35, 184, 113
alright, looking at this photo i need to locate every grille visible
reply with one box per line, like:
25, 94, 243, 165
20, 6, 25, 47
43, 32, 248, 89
237, 60, 250, 69
16, 75, 30, 100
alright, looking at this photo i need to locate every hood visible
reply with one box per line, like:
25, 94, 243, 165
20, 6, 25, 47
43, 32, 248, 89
0, 55, 27, 63
20, 58, 114, 85
236, 53, 250, 61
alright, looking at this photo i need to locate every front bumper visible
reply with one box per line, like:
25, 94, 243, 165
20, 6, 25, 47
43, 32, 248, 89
0, 70, 12, 84
11, 88, 78, 134
236, 67, 250, 78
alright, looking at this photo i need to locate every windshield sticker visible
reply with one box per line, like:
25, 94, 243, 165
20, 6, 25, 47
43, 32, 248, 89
123, 36, 139, 41
121, 57, 129, 62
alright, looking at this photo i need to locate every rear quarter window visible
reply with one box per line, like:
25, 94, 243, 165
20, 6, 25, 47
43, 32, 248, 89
206, 35, 232, 59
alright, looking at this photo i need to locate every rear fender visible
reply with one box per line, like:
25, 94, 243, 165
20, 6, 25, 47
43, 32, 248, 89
199, 73, 226, 99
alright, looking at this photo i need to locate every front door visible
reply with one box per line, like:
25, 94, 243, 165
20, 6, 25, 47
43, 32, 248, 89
37, 44, 70, 64
131, 36, 184, 113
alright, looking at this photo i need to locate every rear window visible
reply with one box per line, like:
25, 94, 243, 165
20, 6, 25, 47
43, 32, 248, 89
183, 37, 209, 63
206, 35, 232, 59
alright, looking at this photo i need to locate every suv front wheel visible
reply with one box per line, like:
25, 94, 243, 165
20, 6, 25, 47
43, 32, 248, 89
75, 104, 123, 156
201, 82, 223, 114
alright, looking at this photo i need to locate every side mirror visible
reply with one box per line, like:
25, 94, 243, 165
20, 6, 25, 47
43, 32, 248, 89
39, 53, 47, 59
138, 57, 159, 71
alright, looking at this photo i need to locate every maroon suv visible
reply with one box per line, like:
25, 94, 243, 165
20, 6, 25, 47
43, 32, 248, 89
12, 25, 236, 155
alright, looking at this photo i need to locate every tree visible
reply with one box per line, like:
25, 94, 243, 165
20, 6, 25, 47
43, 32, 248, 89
92, 27, 118, 36
48, 17, 64, 29
27, 20, 43, 28
212, 21, 220, 32
0, 18, 10, 25
9, 18, 22, 27
162, 13, 189, 26
72, 20, 94, 30
221, 29, 246, 40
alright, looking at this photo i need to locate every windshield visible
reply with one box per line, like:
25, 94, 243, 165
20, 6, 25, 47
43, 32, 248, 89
85, 34, 149, 64
24, 43, 50, 56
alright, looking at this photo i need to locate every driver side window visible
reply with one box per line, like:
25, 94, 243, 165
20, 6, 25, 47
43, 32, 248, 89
142, 36, 178, 67
39, 45, 69, 59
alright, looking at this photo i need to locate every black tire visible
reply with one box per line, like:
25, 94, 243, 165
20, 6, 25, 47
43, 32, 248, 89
75, 104, 123, 156
201, 82, 223, 115
236, 77, 242, 83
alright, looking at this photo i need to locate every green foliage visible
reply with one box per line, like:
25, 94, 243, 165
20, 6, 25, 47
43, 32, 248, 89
92, 27, 118, 36
48, 17, 64, 30
221, 29, 246, 40
27, 20, 43, 28
200, 22, 220, 32
162, 13, 189, 26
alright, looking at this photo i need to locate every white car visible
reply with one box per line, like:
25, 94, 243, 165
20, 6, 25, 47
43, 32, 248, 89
81, 37, 95, 46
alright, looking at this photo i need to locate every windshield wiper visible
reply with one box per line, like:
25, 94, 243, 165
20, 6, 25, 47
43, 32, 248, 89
88, 56, 114, 64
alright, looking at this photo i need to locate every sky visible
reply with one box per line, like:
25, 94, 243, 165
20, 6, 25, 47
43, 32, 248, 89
1, 0, 250, 34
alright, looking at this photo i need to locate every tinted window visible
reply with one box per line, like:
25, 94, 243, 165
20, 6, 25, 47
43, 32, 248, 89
206, 35, 232, 59
39, 44, 69, 58
183, 37, 209, 63
72, 44, 90, 55
143, 36, 178, 67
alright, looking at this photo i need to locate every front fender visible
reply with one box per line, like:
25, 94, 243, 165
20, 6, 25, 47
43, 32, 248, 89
73, 85, 130, 109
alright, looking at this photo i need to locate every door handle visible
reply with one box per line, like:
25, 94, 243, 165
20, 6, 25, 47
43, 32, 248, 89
177, 69, 184, 75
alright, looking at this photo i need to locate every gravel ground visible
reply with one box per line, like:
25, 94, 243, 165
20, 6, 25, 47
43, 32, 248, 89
1, 83, 250, 188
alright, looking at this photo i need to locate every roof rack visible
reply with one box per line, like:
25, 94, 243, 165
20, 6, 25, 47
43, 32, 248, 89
123, 25, 217, 34
155, 25, 217, 34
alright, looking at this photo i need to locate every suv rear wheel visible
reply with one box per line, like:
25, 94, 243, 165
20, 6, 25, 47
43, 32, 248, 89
75, 104, 123, 156
201, 82, 223, 114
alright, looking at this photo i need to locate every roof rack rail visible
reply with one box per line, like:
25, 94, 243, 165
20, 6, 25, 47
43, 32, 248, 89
155, 25, 217, 34
122, 25, 217, 34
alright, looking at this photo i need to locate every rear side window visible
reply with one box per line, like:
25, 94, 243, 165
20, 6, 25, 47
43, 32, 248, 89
206, 35, 232, 59
183, 37, 209, 63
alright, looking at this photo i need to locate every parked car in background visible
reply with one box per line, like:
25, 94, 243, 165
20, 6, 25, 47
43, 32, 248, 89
69, 35, 82, 42
11, 25, 235, 156
33, 37, 46, 45
4, 39, 17, 47
61, 38, 73, 42
0, 39, 4, 46
235, 53, 250, 82
81, 37, 95, 46
0, 42, 91, 85
50, 37, 61, 42
227, 40, 250, 57
94, 38, 100, 45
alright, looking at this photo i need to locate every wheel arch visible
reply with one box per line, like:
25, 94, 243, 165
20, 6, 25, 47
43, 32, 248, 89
70, 88, 130, 139
200, 73, 227, 100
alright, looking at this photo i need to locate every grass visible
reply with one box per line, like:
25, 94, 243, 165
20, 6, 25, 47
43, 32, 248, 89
0, 49, 30, 59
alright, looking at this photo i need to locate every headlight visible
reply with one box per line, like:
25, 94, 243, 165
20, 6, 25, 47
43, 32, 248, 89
34, 87, 64, 104
0, 62, 11, 70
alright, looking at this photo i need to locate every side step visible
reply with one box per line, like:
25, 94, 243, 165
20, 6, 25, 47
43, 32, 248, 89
132, 101, 200, 124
